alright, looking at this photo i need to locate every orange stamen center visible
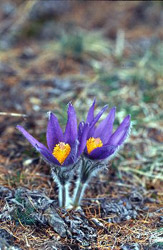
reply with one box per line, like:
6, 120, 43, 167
86, 137, 103, 154
52, 142, 71, 165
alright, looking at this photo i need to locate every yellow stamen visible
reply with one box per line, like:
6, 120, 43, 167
52, 142, 71, 165
86, 137, 103, 154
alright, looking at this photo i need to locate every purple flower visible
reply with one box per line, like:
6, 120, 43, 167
80, 100, 131, 160
17, 103, 79, 167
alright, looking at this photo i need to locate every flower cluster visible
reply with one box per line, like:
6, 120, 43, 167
17, 101, 131, 209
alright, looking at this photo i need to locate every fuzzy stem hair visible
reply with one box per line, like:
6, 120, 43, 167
73, 179, 87, 208
51, 168, 72, 208
72, 157, 106, 208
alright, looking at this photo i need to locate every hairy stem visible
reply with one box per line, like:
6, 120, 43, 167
58, 181, 71, 208
51, 167, 72, 208
73, 179, 87, 208
59, 183, 65, 208
73, 158, 105, 208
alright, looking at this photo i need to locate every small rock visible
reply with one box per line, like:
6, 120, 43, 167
1, 2, 16, 17
29, 0, 71, 21
129, 192, 143, 204
53, 78, 72, 91
23, 158, 39, 166
19, 47, 36, 60
120, 243, 141, 250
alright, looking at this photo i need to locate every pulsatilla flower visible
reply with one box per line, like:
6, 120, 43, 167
17, 103, 79, 208
17, 103, 78, 167
84, 100, 131, 160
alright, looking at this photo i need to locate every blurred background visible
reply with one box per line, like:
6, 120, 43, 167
0, 1, 162, 248
0, 0, 162, 182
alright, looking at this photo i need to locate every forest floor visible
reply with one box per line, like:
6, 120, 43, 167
0, 1, 162, 249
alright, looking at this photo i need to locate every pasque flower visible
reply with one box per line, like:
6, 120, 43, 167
17, 103, 79, 208
73, 100, 131, 208
84, 100, 131, 160
17, 103, 78, 167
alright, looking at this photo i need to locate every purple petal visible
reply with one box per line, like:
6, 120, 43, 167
78, 122, 89, 156
63, 140, 78, 166
17, 125, 59, 165
78, 121, 85, 140
91, 105, 108, 127
46, 112, 64, 152
87, 105, 108, 138
86, 99, 96, 123
64, 103, 77, 144
35, 144, 60, 166
87, 144, 116, 160
94, 107, 116, 144
109, 115, 131, 146
17, 125, 47, 150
